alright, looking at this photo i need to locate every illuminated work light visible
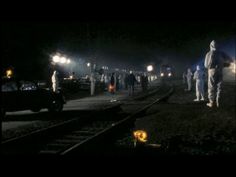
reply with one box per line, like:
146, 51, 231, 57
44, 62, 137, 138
60, 57, 67, 64
66, 59, 71, 64
52, 55, 60, 63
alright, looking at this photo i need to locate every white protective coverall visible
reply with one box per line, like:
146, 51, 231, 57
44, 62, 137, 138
90, 72, 96, 96
204, 40, 232, 107
186, 68, 193, 91
193, 65, 204, 101
51, 71, 59, 92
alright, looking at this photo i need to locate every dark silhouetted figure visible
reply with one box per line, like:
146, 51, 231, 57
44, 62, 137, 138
141, 73, 148, 92
109, 73, 116, 94
127, 71, 137, 96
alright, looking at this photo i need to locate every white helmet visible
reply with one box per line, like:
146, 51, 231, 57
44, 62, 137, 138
210, 40, 217, 50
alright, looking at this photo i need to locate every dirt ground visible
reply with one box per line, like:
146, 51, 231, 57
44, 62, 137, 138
133, 80, 236, 155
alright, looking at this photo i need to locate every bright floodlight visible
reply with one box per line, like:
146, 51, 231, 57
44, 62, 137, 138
60, 57, 67, 64
168, 73, 172, 77
161, 73, 164, 77
52, 55, 60, 63
87, 62, 91, 67
66, 59, 71, 64
147, 65, 153, 72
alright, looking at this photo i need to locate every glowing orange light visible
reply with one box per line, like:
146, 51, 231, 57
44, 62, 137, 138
109, 84, 115, 92
6, 69, 13, 78
133, 130, 148, 143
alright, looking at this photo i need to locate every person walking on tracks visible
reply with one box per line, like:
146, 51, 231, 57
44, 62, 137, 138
204, 40, 233, 108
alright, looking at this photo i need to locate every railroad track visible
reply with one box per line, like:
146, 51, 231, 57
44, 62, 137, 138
1, 84, 174, 155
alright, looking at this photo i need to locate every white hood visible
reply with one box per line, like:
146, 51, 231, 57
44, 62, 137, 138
210, 40, 216, 51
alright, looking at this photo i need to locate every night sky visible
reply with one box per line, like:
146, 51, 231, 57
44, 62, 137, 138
1, 21, 236, 79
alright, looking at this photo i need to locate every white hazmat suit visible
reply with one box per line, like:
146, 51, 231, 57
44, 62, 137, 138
51, 71, 59, 93
186, 68, 193, 91
193, 65, 205, 101
90, 72, 96, 96
204, 40, 232, 107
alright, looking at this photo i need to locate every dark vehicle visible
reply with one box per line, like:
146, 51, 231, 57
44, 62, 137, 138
1, 78, 66, 117
160, 64, 174, 78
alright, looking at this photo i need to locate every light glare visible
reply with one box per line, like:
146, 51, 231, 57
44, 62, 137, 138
52, 55, 60, 63
147, 65, 153, 72
60, 57, 67, 64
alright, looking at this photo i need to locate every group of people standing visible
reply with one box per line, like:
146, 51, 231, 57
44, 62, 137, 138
51, 40, 232, 108
109, 71, 148, 96
183, 40, 233, 108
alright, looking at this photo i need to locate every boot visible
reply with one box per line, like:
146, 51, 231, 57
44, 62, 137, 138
206, 102, 214, 108
216, 101, 220, 108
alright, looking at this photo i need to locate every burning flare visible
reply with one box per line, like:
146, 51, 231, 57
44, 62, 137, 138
133, 130, 148, 143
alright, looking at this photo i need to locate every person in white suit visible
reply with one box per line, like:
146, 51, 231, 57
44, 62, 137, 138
204, 40, 232, 108
185, 68, 193, 91
193, 65, 205, 101
51, 70, 59, 93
